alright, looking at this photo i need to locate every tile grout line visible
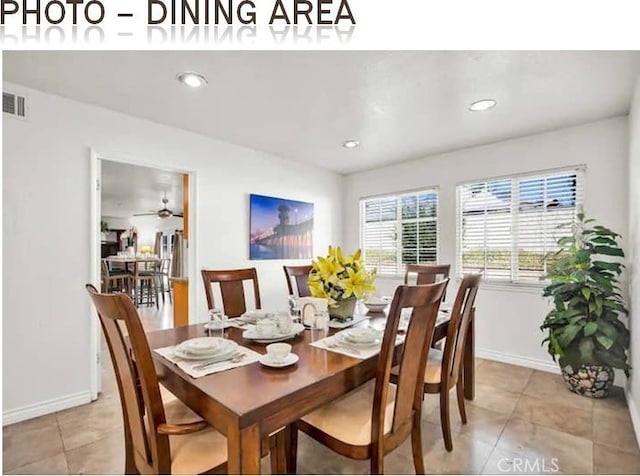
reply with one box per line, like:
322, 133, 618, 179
473, 364, 531, 475
477, 377, 528, 475
53, 412, 72, 473
478, 369, 534, 474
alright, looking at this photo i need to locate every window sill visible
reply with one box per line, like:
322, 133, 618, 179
474, 280, 546, 294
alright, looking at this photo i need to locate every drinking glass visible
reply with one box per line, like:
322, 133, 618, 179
207, 308, 226, 339
289, 296, 302, 325
310, 310, 329, 342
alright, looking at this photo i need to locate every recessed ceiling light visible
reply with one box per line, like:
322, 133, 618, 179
177, 71, 208, 88
469, 99, 497, 112
343, 139, 360, 149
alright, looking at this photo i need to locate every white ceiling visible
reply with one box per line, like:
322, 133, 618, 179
4, 51, 640, 174
101, 160, 183, 218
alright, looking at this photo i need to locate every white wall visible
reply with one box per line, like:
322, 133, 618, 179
627, 79, 640, 439
100, 216, 130, 231
344, 117, 629, 372
2, 82, 343, 423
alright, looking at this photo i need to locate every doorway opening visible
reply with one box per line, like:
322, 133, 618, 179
90, 153, 193, 400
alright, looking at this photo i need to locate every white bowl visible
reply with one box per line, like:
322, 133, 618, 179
364, 302, 387, 312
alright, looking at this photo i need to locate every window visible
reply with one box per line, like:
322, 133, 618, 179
360, 189, 439, 276
457, 167, 584, 283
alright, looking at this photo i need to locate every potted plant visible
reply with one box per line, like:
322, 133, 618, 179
100, 221, 109, 241
541, 213, 629, 398
308, 246, 377, 321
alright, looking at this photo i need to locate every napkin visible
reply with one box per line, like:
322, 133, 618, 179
154, 344, 262, 378
311, 334, 405, 360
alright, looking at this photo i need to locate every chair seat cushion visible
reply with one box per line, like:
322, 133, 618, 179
300, 380, 396, 446
424, 348, 443, 384
163, 399, 228, 474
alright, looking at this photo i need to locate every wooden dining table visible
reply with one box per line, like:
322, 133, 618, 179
146, 309, 474, 474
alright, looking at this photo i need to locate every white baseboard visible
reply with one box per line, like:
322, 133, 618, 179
3, 391, 92, 426
625, 388, 640, 450
478, 348, 627, 387
477, 348, 560, 374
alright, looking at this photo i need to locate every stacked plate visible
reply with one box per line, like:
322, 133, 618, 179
238, 310, 275, 324
173, 337, 238, 361
334, 327, 383, 348
243, 323, 305, 344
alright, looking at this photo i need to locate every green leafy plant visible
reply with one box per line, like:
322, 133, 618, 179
541, 213, 630, 375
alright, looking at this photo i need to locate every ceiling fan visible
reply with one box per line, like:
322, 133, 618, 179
133, 194, 183, 219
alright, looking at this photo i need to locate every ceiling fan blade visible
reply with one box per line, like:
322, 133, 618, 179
173, 213, 184, 218
133, 212, 158, 216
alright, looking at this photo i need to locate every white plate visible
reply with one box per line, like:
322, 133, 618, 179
174, 339, 238, 360
174, 344, 238, 361
342, 327, 382, 344
334, 330, 381, 348
177, 337, 225, 355
259, 353, 299, 368
243, 323, 304, 343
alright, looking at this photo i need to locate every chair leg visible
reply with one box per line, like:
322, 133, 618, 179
440, 389, 453, 452
124, 426, 139, 475
411, 409, 426, 474
456, 379, 467, 424
286, 424, 298, 475
370, 448, 384, 475
153, 276, 159, 309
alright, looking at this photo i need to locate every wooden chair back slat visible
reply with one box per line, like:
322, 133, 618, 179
441, 274, 481, 388
371, 280, 448, 443
283, 265, 312, 297
201, 268, 261, 318
86, 284, 170, 474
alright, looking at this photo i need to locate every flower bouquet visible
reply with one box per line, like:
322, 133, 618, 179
308, 246, 377, 321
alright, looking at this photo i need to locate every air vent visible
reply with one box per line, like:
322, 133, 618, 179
3, 91, 27, 119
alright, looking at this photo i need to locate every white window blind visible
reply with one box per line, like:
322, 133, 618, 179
457, 167, 584, 283
361, 189, 439, 276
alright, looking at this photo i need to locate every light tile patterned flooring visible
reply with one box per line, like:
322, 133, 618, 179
4, 303, 640, 474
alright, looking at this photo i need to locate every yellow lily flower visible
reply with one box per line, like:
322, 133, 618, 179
308, 246, 376, 304
341, 267, 376, 299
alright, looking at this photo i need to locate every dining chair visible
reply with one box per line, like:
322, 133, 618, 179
101, 259, 131, 294
86, 284, 281, 474
283, 264, 312, 297
201, 268, 261, 318
155, 258, 172, 303
86, 283, 228, 474
134, 260, 160, 309
393, 274, 481, 452
289, 279, 449, 475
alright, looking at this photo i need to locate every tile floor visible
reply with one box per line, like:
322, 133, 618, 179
4, 310, 640, 474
